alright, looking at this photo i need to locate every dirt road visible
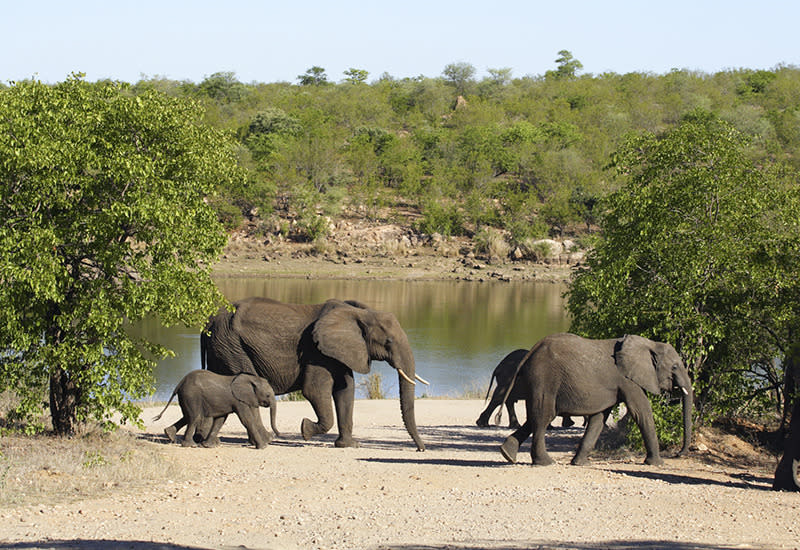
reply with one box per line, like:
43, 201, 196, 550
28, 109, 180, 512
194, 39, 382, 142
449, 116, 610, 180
0, 399, 797, 549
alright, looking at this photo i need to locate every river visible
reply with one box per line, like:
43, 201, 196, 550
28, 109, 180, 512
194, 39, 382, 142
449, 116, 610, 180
134, 278, 570, 401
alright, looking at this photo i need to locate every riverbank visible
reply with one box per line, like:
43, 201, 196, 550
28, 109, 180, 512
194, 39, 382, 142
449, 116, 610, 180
0, 399, 792, 549
211, 223, 577, 283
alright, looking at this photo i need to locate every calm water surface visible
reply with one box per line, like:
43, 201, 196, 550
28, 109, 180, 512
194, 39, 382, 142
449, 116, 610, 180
135, 278, 569, 400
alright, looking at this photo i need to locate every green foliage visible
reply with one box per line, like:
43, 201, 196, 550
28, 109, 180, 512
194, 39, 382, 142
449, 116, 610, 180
297, 66, 328, 86
568, 110, 800, 425
416, 200, 465, 237
0, 76, 244, 434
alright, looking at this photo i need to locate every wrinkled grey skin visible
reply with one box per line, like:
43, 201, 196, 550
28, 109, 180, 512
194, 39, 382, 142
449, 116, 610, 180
476, 349, 574, 429
201, 297, 425, 451
500, 333, 693, 466
153, 370, 280, 449
774, 398, 800, 491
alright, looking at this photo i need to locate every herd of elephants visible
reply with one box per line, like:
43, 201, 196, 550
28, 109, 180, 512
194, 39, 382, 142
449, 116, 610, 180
153, 296, 800, 491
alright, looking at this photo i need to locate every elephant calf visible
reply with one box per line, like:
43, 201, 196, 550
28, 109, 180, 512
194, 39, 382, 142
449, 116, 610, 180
153, 370, 280, 449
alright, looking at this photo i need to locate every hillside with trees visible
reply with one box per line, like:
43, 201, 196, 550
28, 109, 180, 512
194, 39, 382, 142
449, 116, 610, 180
126, 52, 800, 253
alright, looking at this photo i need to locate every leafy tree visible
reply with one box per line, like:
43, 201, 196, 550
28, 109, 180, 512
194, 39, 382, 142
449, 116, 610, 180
0, 76, 244, 435
343, 68, 369, 85
196, 71, 246, 102
546, 50, 583, 80
568, 110, 800, 425
297, 66, 328, 86
442, 62, 476, 96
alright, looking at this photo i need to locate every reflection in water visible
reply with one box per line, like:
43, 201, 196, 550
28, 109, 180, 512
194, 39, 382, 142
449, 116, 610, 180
133, 278, 569, 400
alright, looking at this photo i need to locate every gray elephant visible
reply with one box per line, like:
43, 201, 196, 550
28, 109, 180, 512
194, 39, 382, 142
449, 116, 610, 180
499, 333, 693, 466
153, 370, 280, 449
201, 297, 427, 450
476, 348, 574, 429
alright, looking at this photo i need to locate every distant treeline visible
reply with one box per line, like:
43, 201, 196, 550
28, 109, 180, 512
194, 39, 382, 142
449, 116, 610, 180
93, 56, 800, 241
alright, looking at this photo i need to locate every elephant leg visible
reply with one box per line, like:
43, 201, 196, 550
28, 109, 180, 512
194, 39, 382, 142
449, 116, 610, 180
476, 403, 494, 427
199, 415, 227, 448
300, 364, 336, 441
571, 412, 605, 465
164, 416, 186, 443
500, 419, 531, 464
182, 418, 200, 448
332, 369, 358, 448
530, 396, 556, 466
476, 389, 507, 427
561, 415, 575, 428
236, 406, 271, 449
625, 387, 664, 466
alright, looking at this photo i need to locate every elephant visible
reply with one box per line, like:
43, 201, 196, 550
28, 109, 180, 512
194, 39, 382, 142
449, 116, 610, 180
201, 297, 427, 451
499, 333, 693, 466
774, 396, 800, 491
476, 349, 574, 429
153, 370, 280, 449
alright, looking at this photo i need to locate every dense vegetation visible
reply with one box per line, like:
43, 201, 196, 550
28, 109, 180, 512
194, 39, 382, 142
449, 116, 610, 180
126, 55, 800, 249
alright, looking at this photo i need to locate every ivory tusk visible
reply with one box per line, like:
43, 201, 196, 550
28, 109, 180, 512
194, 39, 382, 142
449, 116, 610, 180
415, 374, 430, 385
681, 387, 689, 395
397, 369, 416, 385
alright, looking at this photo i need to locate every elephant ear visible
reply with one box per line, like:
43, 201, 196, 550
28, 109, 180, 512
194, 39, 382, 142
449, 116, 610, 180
615, 335, 660, 394
231, 374, 259, 407
312, 304, 371, 374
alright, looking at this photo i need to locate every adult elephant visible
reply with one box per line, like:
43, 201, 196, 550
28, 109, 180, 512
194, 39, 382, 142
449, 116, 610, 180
202, 297, 426, 451
499, 333, 693, 466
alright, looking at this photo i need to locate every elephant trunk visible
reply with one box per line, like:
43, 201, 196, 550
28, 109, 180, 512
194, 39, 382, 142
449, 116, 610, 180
268, 394, 281, 438
393, 344, 425, 452
675, 367, 693, 456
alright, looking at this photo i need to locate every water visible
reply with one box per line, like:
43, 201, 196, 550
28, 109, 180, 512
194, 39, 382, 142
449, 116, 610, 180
133, 278, 570, 401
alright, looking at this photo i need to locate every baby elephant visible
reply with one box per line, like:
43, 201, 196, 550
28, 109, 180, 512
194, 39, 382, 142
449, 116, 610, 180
477, 349, 574, 429
153, 370, 280, 449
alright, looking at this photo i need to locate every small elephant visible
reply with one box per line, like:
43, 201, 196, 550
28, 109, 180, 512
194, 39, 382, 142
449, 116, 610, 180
153, 370, 280, 449
476, 349, 574, 429
499, 333, 693, 467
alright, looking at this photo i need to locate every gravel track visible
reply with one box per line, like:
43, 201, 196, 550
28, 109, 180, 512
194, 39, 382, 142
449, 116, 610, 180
0, 399, 797, 550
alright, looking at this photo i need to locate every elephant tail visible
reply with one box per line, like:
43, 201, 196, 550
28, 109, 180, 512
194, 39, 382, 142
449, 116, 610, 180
152, 389, 178, 422
484, 374, 496, 402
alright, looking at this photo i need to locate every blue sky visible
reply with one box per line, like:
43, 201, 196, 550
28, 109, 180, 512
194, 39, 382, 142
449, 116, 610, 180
2, 1, 797, 84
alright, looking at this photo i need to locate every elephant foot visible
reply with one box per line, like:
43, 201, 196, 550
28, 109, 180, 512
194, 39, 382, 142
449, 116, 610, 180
532, 454, 556, 466
164, 426, 177, 443
509, 421, 521, 429
644, 454, 665, 466
200, 436, 221, 448
301, 418, 323, 441
334, 436, 359, 448
476, 418, 489, 428
180, 439, 197, 448
500, 437, 520, 463
570, 455, 590, 466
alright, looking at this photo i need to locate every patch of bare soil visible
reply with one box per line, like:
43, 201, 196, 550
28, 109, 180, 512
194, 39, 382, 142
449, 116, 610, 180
1, 400, 797, 550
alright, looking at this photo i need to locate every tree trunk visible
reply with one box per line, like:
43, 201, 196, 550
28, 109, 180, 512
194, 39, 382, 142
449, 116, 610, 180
50, 367, 79, 436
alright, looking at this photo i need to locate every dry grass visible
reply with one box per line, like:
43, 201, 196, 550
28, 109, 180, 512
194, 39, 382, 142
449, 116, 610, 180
359, 372, 386, 399
0, 423, 184, 508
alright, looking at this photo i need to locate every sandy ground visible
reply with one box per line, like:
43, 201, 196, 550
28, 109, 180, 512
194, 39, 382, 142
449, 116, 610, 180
0, 399, 797, 550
